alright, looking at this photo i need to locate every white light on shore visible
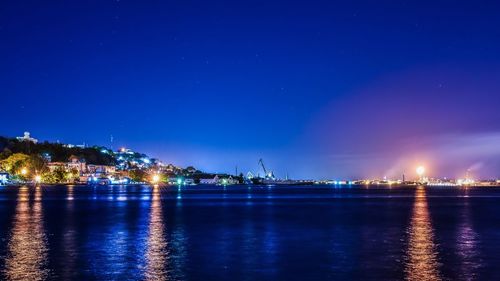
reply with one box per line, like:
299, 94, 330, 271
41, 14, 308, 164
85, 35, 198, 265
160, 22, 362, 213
416, 166, 425, 176
151, 174, 160, 184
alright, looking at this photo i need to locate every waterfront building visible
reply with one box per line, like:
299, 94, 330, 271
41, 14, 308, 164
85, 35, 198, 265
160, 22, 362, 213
223, 176, 239, 185
199, 175, 238, 185
0, 172, 9, 184
200, 175, 219, 184
67, 155, 87, 173
168, 177, 183, 185
47, 156, 87, 174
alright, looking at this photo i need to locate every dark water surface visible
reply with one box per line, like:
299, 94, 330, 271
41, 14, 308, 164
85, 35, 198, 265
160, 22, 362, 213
0, 185, 499, 280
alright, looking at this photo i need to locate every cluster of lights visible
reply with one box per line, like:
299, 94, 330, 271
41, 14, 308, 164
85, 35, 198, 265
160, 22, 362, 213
427, 182, 457, 187
331, 180, 351, 185
457, 178, 475, 186
17, 168, 42, 184
8, 160, 494, 188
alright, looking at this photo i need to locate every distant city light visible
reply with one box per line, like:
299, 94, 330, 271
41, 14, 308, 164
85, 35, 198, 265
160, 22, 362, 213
34, 175, 41, 183
416, 166, 425, 176
457, 178, 475, 186
20, 168, 28, 175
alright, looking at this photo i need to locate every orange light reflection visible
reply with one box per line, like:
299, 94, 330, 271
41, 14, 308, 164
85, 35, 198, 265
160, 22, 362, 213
405, 187, 441, 281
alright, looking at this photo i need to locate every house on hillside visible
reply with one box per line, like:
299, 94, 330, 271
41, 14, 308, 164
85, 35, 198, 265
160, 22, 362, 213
16, 131, 38, 143
47, 156, 87, 175
0, 172, 9, 185
87, 164, 116, 175
67, 155, 87, 173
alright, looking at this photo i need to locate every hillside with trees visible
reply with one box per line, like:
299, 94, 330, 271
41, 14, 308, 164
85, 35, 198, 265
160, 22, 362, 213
0, 136, 116, 165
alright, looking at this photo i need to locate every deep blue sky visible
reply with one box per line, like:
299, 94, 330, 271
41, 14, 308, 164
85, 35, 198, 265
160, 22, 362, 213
2, 0, 500, 179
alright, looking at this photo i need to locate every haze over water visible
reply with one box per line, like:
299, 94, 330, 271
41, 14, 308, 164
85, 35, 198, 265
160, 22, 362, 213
0, 185, 499, 280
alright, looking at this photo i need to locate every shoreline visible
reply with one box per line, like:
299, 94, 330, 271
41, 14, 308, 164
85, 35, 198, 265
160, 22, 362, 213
2, 183, 500, 188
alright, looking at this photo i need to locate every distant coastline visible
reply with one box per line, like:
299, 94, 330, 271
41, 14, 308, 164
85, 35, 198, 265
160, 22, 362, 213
2, 132, 499, 187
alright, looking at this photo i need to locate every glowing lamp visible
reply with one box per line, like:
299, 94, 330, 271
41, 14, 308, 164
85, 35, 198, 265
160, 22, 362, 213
151, 174, 160, 184
34, 175, 42, 183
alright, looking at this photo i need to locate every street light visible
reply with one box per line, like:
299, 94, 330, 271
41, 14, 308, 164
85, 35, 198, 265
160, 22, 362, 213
151, 174, 160, 184
21, 168, 28, 175
34, 175, 42, 184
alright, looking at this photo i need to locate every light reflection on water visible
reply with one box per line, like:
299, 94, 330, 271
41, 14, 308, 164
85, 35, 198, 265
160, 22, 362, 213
61, 185, 77, 280
144, 186, 170, 281
405, 187, 441, 281
457, 191, 481, 280
0, 185, 498, 280
4, 186, 50, 281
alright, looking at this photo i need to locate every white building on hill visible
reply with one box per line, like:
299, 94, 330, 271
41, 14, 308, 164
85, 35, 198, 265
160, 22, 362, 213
16, 131, 38, 143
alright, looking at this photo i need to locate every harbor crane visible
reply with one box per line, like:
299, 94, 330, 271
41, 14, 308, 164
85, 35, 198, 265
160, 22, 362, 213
258, 158, 275, 180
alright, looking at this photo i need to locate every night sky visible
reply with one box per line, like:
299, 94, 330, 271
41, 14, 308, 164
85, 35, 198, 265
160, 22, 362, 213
2, 1, 500, 179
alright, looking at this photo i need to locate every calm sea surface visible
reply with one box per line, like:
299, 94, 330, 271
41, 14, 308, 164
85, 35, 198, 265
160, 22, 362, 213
0, 184, 500, 280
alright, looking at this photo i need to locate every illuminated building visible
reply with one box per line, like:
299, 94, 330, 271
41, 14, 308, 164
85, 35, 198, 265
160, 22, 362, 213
66, 155, 87, 173
200, 175, 219, 184
87, 164, 116, 174
16, 131, 38, 144
0, 172, 9, 184
63, 143, 86, 148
